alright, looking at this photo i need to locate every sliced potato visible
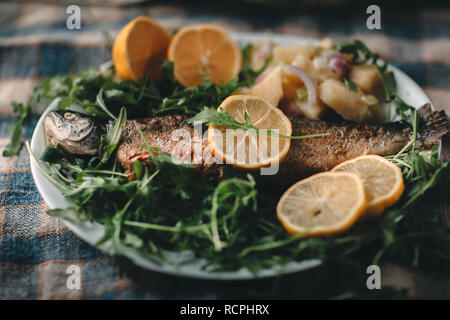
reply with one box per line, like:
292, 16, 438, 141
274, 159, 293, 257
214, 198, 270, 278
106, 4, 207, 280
361, 94, 384, 122
249, 67, 283, 106
290, 54, 315, 78
318, 37, 334, 50
319, 79, 370, 123
280, 70, 326, 120
349, 64, 385, 100
271, 45, 316, 65
294, 99, 327, 120
278, 61, 326, 120
292, 53, 340, 83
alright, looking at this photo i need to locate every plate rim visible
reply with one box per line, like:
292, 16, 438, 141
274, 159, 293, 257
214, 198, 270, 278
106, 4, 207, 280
30, 31, 433, 280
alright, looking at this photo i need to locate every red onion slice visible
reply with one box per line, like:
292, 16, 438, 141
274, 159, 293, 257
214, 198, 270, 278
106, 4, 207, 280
320, 49, 349, 77
328, 57, 349, 77
321, 49, 346, 61
285, 65, 318, 105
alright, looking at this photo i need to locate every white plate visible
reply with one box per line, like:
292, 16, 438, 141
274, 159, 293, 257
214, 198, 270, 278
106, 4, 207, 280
30, 32, 433, 280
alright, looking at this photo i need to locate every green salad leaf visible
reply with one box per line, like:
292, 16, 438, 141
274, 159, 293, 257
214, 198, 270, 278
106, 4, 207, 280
97, 107, 127, 167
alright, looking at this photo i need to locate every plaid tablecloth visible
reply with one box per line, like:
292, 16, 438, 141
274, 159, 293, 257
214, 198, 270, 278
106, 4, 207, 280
0, 2, 449, 300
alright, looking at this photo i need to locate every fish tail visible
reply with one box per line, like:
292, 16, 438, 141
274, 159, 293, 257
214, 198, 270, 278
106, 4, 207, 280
416, 103, 448, 149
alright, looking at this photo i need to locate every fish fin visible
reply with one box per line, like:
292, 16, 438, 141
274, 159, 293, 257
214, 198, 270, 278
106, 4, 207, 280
417, 103, 448, 149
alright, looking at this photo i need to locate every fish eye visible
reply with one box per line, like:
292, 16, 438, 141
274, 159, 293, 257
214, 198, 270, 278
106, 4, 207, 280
64, 112, 76, 120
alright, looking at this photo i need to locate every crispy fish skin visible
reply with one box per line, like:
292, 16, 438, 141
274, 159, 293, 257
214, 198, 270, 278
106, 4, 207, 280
117, 115, 226, 179
117, 104, 448, 184
276, 118, 412, 180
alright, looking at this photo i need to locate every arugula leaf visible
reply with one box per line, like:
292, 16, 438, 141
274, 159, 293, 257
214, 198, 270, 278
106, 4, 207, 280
187, 107, 330, 140
40, 145, 65, 163
96, 88, 118, 120
48, 207, 91, 224
393, 95, 417, 123
3, 81, 60, 156
186, 107, 254, 130
133, 161, 144, 180
2, 103, 30, 156
379, 68, 396, 102
97, 107, 127, 167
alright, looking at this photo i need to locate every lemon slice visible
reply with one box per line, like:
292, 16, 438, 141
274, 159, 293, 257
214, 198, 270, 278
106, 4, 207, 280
207, 95, 292, 169
331, 155, 404, 216
277, 172, 366, 236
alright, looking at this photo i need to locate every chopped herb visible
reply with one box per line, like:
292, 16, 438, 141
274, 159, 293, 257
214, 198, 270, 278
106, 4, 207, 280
296, 86, 308, 102
336, 39, 379, 65
342, 78, 357, 91
187, 107, 330, 140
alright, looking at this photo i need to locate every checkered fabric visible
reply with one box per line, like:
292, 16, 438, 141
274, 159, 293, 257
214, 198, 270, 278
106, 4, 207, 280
0, 2, 449, 299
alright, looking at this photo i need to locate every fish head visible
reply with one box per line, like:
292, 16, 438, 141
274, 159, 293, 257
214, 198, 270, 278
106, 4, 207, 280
44, 110, 103, 155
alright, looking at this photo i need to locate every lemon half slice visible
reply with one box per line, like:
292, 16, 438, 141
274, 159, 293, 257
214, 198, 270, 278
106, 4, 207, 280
332, 155, 404, 216
277, 172, 367, 236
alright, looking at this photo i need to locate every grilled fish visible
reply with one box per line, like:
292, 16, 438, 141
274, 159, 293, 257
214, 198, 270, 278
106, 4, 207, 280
44, 110, 107, 156
43, 105, 447, 184
116, 104, 448, 185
